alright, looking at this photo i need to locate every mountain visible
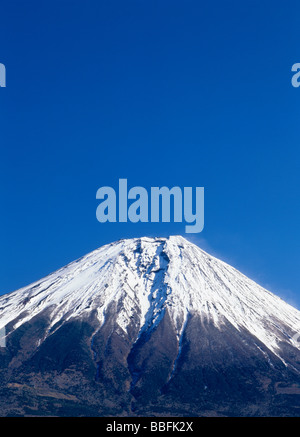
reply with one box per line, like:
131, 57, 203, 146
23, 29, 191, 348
0, 236, 300, 417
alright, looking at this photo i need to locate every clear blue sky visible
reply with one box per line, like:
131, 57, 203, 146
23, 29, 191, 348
1, 1, 300, 307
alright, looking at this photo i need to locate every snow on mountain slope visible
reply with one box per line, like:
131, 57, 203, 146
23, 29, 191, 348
1, 236, 300, 361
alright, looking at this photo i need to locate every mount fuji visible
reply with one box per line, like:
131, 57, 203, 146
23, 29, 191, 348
0, 236, 300, 416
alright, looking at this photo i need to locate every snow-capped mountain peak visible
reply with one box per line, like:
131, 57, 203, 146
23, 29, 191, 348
2, 236, 300, 417
1, 236, 300, 361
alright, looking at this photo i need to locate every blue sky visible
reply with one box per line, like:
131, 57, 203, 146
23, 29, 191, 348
0, 1, 300, 307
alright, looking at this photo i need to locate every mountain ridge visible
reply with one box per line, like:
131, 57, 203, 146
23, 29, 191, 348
0, 236, 300, 416
1, 236, 299, 359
